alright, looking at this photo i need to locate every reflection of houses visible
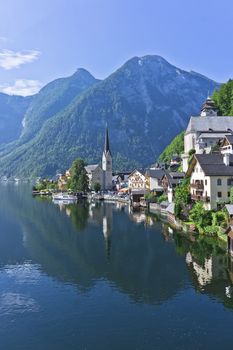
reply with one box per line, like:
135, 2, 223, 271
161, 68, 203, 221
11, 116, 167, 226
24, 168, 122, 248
161, 171, 185, 203
187, 153, 233, 210
186, 252, 213, 287
225, 205, 233, 256
182, 97, 233, 172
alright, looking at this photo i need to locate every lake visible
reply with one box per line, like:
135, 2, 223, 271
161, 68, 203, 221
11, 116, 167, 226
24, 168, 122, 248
1, 184, 233, 350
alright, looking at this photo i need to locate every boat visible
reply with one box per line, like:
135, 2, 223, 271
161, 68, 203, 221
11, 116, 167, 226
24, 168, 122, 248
52, 193, 77, 201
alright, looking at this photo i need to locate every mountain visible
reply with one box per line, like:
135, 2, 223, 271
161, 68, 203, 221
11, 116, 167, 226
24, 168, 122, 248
20, 68, 100, 143
0, 93, 32, 145
0, 55, 220, 178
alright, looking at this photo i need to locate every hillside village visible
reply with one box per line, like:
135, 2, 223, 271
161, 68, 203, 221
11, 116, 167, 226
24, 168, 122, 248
34, 89, 233, 254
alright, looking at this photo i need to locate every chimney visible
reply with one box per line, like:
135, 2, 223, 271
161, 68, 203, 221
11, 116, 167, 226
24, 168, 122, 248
223, 153, 230, 166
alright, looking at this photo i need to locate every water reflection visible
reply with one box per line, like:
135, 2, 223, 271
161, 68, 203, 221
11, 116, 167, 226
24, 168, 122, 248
0, 184, 233, 310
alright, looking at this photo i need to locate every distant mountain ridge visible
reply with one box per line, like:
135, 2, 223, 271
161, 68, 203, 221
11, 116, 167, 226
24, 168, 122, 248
0, 55, 220, 178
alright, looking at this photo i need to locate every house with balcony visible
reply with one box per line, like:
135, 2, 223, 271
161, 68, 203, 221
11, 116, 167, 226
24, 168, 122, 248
145, 168, 165, 193
128, 169, 146, 190
182, 97, 233, 172
187, 153, 233, 210
161, 171, 185, 203
220, 135, 233, 154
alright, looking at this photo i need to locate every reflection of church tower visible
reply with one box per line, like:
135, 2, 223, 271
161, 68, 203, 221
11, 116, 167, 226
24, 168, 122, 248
102, 127, 112, 190
102, 204, 112, 259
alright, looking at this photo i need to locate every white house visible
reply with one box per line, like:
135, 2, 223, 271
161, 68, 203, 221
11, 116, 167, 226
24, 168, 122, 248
128, 170, 146, 190
182, 97, 233, 172
145, 168, 165, 193
187, 153, 233, 210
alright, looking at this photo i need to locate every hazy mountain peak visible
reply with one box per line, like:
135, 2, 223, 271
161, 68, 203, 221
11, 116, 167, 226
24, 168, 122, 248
0, 55, 221, 177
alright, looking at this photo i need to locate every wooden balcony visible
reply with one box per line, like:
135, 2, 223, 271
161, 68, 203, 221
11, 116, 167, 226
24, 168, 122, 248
190, 182, 204, 190
191, 194, 210, 202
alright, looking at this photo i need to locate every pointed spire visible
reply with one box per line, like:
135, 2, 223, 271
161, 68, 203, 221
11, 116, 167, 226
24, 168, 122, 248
104, 126, 111, 156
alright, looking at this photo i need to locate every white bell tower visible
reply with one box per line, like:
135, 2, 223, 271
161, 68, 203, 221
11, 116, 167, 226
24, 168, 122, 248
102, 127, 112, 190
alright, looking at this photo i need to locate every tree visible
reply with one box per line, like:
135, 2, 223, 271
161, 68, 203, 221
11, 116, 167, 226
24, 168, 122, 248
189, 201, 212, 233
212, 79, 233, 116
93, 182, 101, 193
70, 158, 89, 192
230, 187, 233, 204
159, 131, 184, 164
174, 177, 191, 219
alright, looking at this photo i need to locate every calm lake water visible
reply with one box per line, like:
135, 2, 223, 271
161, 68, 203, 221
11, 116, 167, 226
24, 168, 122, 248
1, 184, 233, 349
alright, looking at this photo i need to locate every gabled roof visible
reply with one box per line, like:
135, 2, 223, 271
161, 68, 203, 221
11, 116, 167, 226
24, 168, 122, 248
225, 204, 233, 216
194, 154, 233, 176
225, 135, 233, 145
85, 164, 100, 173
198, 132, 231, 139
166, 202, 175, 215
146, 168, 165, 179
169, 172, 185, 178
186, 116, 233, 134
128, 169, 145, 178
162, 171, 185, 187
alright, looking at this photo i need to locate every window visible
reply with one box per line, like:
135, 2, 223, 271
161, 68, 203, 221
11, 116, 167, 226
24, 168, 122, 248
217, 192, 222, 198
228, 192, 230, 198
227, 179, 233, 186
205, 179, 207, 186
217, 179, 222, 186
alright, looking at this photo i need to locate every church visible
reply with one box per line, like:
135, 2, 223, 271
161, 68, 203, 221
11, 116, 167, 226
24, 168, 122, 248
85, 127, 113, 190
182, 97, 233, 172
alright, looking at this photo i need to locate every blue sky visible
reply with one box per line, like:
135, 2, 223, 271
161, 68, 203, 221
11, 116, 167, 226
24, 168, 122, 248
0, 0, 232, 96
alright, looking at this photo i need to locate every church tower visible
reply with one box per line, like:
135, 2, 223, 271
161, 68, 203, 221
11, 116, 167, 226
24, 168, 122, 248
200, 97, 218, 117
102, 127, 112, 190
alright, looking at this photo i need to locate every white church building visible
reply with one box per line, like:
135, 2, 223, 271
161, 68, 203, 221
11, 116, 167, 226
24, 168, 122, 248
85, 128, 113, 190
182, 97, 233, 172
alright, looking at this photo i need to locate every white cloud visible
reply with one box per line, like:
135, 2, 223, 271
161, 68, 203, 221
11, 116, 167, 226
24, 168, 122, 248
0, 49, 40, 70
0, 36, 8, 43
1, 79, 42, 96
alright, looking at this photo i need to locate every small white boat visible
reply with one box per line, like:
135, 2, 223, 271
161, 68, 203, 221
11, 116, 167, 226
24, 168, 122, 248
52, 193, 77, 201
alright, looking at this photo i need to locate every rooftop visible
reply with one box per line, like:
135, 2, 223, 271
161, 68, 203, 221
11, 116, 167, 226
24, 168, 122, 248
146, 168, 165, 179
225, 204, 233, 216
186, 116, 233, 134
195, 154, 233, 176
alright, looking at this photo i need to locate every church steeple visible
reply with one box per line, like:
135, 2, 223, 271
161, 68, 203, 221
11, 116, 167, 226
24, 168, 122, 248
104, 127, 111, 156
200, 97, 218, 117
102, 126, 112, 190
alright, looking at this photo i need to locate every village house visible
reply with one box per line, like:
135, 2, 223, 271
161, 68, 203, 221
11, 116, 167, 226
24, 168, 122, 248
145, 168, 165, 193
161, 171, 185, 203
220, 135, 233, 154
182, 97, 233, 172
85, 164, 103, 190
128, 169, 146, 190
187, 153, 233, 210
113, 171, 131, 191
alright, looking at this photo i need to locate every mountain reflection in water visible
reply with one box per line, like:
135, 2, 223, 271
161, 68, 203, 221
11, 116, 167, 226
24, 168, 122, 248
1, 184, 233, 349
